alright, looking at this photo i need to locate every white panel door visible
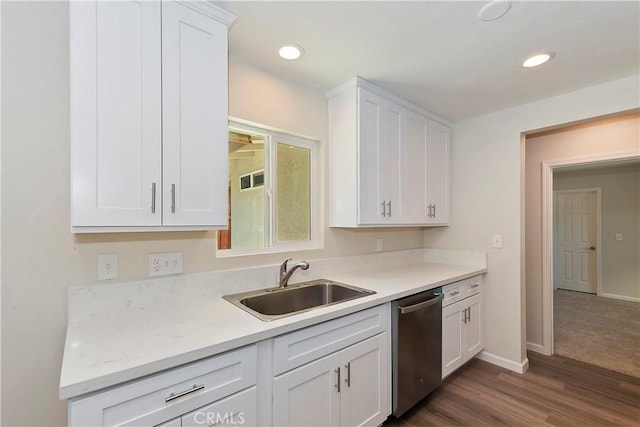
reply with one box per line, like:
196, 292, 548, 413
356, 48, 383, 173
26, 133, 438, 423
556, 191, 598, 293
70, 0, 162, 227
442, 301, 464, 378
340, 334, 389, 427
425, 120, 450, 224
273, 353, 341, 427
404, 111, 429, 223
161, 1, 228, 227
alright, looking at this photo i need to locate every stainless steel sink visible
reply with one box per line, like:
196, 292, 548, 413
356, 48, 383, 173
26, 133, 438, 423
223, 279, 376, 321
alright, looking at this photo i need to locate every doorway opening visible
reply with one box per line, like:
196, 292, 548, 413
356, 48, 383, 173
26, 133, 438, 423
541, 154, 640, 356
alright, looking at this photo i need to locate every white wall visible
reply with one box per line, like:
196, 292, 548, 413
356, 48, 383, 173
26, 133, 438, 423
554, 163, 640, 299
525, 114, 639, 347
0, 3, 424, 425
424, 75, 640, 370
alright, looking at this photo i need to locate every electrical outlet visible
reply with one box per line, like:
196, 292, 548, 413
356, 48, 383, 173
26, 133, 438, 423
491, 234, 503, 249
149, 252, 183, 277
376, 238, 383, 252
98, 254, 118, 280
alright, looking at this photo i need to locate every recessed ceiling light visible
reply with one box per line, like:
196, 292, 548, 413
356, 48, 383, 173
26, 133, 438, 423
278, 44, 304, 60
478, 0, 512, 21
522, 51, 556, 68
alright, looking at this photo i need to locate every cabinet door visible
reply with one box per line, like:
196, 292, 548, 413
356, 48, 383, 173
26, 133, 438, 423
70, 0, 162, 228
463, 294, 484, 359
273, 353, 341, 427
404, 111, 429, 224
181, 386, 257, 427
161, 1, 228, 227
340, 333, 390, 427
358, 89, 402, 224
442, 301, 464, 378
156, 418, 181, 427
425, 120, 449, 224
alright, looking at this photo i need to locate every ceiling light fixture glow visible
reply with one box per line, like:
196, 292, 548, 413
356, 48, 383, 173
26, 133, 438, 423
278, 44, 304, 60
522, 51, 556, 68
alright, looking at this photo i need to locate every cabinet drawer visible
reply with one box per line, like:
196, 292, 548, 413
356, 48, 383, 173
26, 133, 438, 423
442, 282, 463, 307
442, 275, 483, 307
181, 386, 257, 427
273, 304, 389, 375
69, 345, 257, 427
463, 275, 482, 298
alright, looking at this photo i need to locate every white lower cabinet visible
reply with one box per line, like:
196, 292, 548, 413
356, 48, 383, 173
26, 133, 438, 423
442, 276, 484, 378
67, 305, 391, 427
273, 333, 389, 427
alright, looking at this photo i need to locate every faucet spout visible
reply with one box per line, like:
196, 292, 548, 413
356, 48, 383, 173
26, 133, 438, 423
279, 259, 310, 288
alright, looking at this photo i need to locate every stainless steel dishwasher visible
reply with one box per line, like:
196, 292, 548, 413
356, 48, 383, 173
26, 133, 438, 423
391, 287, 443, 417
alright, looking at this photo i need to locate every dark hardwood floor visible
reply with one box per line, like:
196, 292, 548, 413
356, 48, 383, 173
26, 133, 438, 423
385, 352, 640, 426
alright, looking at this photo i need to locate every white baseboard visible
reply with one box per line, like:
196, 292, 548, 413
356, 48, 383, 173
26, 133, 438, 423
599, 292, 640, 303
476, 350, 529, 373
526, 341, 549, 355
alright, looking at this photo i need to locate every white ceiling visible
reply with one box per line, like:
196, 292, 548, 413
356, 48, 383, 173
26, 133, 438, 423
216, 1, 640, 122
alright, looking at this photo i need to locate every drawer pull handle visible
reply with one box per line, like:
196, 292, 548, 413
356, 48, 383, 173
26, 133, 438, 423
449, 291, 460, 296
165, 384, 205, 403
470, 284, 480, 288
335, 367, 341, 392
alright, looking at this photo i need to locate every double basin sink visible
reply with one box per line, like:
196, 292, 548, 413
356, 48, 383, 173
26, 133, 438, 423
223, 279, 376, 321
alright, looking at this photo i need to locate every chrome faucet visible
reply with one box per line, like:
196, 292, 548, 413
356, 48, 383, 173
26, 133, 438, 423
279, 258, 310, 288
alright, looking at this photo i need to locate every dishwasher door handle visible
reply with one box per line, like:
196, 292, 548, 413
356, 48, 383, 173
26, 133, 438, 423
398, 294, 443, 314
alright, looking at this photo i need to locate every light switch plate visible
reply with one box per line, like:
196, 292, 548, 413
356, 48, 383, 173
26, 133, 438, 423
491, 234, 503, 249
376, 238, 383, 252
98, 254, 118, 280
616, 233, 623, 241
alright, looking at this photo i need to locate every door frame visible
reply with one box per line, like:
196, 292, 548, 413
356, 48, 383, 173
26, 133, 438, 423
552, 188, 602, 295
541, 151, 639, 355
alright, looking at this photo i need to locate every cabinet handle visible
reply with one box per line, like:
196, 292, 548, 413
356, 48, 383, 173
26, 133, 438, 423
335, 367, 341, 392
433, 204, 436, 218
470, 284, 480, 289
387, 201, 392, 217
170, 184, 176, 214
381, 201, 386, 217
151, 182, 157, 213
165, 384, 205, 403
345, 362, 351, 387
427, 204, 432, 218
462, 307, 468, 324
449, 290, 460, 296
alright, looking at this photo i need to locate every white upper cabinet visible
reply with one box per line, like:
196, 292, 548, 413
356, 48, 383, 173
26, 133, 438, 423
70, 0, 236, 233
327, 76, 450, 227
404, 111, 450, 225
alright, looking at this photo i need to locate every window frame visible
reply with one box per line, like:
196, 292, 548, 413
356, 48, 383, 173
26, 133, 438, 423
216, 119, 323, 258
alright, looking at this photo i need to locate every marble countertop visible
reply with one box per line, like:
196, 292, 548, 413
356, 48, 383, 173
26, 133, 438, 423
59, 251, 486, 400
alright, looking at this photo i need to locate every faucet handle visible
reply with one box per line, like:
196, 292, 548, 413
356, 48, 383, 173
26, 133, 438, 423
280, 258, 292, 273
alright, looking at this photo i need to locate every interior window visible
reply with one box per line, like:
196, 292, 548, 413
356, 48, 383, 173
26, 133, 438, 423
217, 120, 320, 256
